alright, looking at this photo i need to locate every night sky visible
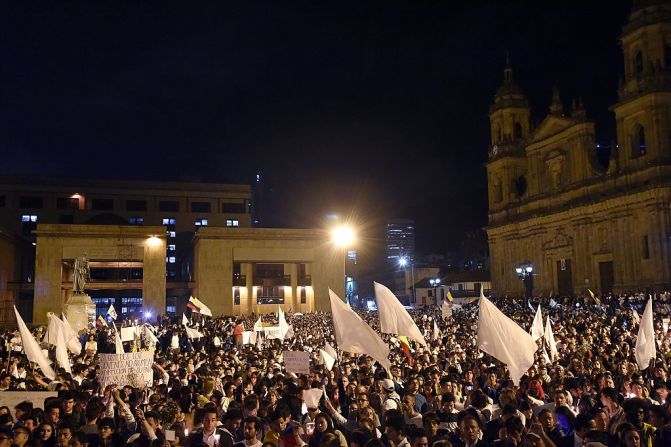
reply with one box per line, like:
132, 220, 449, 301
1, 1, 631, 254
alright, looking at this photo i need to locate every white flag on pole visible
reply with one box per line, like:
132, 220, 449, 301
107, 304, 118, 320
320, 349, 336, 371
544, 316, 558, 361
112, 322, 125, 354
635, 298, 656, 370
442, 300, 452, 319
324, 342, 338, 360
253, 317, 263, 332
182, 313, 189, 326
476, 294, 536, 385
278, 307, 290, 339
55, 322, 72, 374
329, 289, 390, 370
14, 306, 55, 380
374, 282, 427, 346
433, 320, 441, 341
530, 305, 544, 342
60, 314, 83, 355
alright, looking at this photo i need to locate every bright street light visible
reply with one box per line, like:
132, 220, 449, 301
331, 226, 355, 246
399, 257, 408, 267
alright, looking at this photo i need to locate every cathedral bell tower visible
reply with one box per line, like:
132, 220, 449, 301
487, 60, 531, 216
612, 0, 671, 171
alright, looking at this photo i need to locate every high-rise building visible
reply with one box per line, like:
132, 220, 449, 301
486, 0, 671, 296
385, 218, 416, 265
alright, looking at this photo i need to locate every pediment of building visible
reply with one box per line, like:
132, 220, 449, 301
529, 115, 579, 144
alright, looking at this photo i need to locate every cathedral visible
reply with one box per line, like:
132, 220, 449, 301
487, 0, 671, 297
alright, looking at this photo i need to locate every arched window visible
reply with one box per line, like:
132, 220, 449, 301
633, 124, 647, 157
634, 51, 644, 74
496, 125, 502, 143
514, 122, 523, 139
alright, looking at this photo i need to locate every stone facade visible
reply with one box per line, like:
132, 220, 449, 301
32, 225, 167, 325
193, 227, 343, 316
487, 1, 671, 296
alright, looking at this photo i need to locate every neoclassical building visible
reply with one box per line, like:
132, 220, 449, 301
487, 0, 671, 296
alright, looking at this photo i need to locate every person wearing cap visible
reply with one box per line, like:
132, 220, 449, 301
382, 379, 402, 414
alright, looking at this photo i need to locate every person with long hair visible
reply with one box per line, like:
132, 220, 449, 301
30, 423, 55, 447
308, 414, 346, 447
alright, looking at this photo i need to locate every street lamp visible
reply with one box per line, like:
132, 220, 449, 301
515, 262, 534, 298
399, 256, 415, 305
429, 278, 440, 305
331, 226, 356, 304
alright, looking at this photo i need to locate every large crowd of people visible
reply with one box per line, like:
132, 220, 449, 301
1, 291, 671, 447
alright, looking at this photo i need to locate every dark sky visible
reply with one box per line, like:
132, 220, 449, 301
1, 1, 631, 253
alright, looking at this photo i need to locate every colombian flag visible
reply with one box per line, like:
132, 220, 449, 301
399, 336, 414, 366
187, 296, 213, 316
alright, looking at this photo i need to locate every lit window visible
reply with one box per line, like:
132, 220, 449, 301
168, 256, 176, 264
21, 215, 38, 223
168, 244, 176, 251
129, 217, 144, 225
166, 306, 176, 313
195, 219, 208, 226
169, 231, 176, 238
162, 218, 176, 225
226, 219, 240, 227
233, 219, 239, 227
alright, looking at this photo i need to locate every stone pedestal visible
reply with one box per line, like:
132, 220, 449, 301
64, 294, 96, 333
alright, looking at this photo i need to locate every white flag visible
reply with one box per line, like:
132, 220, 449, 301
14, 306, 55, 380
112, 322, 125, 354
530, 305, 544, 342
320, 349, 336, 371
476, 295, 536, 385
549, 298, 558, 308
442, 300, 452, 319
528, 300, 535, 312
185, 326, 203, 339
544, 316, 558, 361
55, 322, 72, 374
433, 320, 441, 341
635, 298, 656, 370
253, 317, 263, 332
329, 289, 391, 370
107, 304, 118, 320
60, 314, 83, 355
278, 307, 290, 339
324, 342, 338, 360
374, 282, 427, 346
182, 313, 189, 326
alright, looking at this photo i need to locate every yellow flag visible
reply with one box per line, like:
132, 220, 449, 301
447, 290, 454, 302
587, 289, 601, 305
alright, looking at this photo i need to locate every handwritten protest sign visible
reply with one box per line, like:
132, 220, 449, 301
282, 350, 310, 374
120, 326, 140, 342
98, 351, 154, 389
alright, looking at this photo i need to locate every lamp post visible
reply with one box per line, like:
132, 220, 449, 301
399, 256, 415, 305
515, 262, 534, 298
429, 278, 441, 306
331, 226, 355, 305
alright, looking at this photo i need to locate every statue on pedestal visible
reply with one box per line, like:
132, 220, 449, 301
73, 254, 91, 295
65, 254, 95, 333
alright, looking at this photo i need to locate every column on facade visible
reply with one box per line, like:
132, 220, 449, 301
143, 241, 167, 318
243, 262, 253, 315
33, 240, 64, 324
289, 263, 298, 311
657, 203, 671, 283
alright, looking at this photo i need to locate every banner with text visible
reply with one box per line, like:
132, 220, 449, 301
283, 350, 311, 374
98, 351, 154, 389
